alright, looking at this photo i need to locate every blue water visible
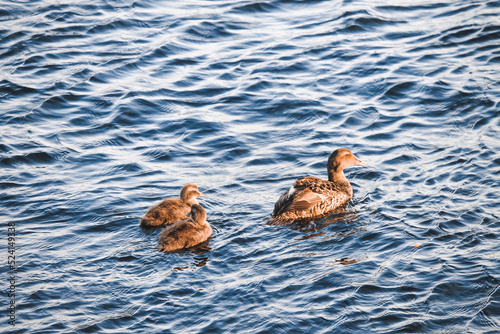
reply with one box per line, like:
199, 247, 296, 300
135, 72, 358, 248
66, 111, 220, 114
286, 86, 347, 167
1, 0, 500, 332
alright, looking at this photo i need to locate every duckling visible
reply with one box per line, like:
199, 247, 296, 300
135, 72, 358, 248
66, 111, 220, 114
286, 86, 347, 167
270, 148, 366, 225
140, 183, 204, 228
158, 204, 212, 252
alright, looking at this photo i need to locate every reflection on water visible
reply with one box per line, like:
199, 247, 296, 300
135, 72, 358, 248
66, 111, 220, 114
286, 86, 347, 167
140, 226, 160, 236
172, 255, 210, 272
334, 257, 367, 266
313, 256, 368, 282
164, 240, 212, 270
292, 209, 367, 246
294, 209, 362, 233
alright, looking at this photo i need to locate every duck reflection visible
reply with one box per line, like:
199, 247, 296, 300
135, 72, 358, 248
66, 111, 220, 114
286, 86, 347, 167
292, 208, 369, 268
332, 256, 367, 266
313, 255, 368, 281
292, 208, 365, 237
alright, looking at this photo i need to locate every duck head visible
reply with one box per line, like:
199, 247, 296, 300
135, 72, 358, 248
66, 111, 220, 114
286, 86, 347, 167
327, 148, 367, 182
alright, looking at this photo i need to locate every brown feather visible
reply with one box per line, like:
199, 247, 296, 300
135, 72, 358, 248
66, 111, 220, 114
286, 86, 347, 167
270, 148, 366, 225
140, 184, 204, 228
158, 204, 212, 252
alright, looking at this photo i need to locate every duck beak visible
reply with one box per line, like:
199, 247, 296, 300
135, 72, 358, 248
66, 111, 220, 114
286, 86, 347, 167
197, 191, 205, 197
354, 156, 367, 166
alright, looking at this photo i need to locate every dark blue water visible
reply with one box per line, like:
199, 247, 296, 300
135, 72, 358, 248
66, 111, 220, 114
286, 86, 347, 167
1, 0, 500, 333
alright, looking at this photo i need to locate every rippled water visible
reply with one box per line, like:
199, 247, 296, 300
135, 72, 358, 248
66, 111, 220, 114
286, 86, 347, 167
1, 0, 500, 333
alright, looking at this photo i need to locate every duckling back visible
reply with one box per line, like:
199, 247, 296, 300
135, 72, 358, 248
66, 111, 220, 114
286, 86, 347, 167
140, 198, 190, 228
159, 204, 212, 252
140, 183, 204, 228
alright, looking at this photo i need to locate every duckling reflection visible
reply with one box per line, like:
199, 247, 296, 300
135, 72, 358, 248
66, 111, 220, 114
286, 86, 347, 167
167, 242, 212, 272
171, 254, 211, 272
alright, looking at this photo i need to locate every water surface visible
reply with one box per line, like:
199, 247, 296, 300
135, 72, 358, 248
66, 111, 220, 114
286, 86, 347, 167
1, 0, 500, 333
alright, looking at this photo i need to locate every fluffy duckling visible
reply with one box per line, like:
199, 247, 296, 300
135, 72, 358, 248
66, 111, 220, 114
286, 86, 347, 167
140, 183, 204, 228
158, 204, 212, 252
270, 148, 366, 225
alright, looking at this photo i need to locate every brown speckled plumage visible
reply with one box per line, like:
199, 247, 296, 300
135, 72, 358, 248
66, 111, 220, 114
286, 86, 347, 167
270, 148, 366, 225
140, 183, 204, 228
158, 204, 212, 252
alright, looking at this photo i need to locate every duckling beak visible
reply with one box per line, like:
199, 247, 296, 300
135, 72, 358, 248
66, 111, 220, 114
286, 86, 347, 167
197, 191, 205, 197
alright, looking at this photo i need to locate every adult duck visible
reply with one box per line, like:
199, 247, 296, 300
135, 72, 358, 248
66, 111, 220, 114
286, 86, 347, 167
270, 148, 366, 225
140, 183, 204, 228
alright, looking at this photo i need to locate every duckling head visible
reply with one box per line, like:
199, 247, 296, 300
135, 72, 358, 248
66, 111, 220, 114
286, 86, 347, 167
187, 204, 207, 223
180, 183, 205, 204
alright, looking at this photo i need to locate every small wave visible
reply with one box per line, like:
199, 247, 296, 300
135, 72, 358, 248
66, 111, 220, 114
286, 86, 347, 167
229, 2, 278, 14
0, 151, 56, 166
185, 21, 234, 40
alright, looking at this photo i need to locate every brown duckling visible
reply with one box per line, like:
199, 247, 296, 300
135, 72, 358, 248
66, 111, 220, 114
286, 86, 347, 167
140, 183, 204, 228
270, 148, 367, 225
158, 204, 212, 252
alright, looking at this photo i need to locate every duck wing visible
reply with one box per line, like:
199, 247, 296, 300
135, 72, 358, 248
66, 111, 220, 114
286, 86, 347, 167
273, 177, 329, 216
